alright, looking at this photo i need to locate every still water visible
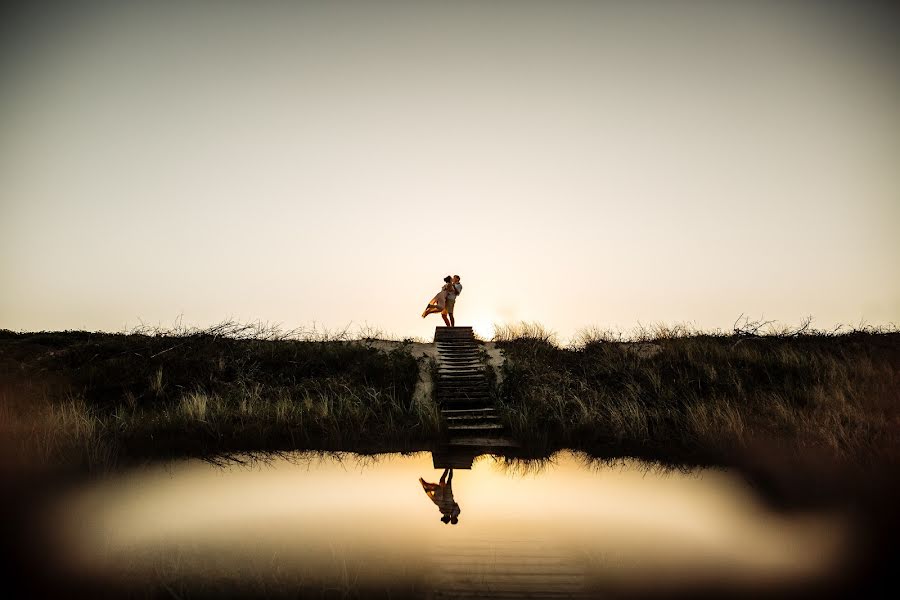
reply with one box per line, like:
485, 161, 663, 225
51, 450, 848, 597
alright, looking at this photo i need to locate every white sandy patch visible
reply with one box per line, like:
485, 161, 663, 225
480, 342, 506, 387
361, 340, 439, 411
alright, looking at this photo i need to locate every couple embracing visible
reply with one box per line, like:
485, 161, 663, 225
421, 274, 462, 327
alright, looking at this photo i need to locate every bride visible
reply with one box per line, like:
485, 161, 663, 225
422, 276, 454, 318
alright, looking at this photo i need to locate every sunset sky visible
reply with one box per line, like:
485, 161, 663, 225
2, 1, 898, 342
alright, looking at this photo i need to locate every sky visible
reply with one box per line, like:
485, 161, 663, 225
1, 1, 898, 342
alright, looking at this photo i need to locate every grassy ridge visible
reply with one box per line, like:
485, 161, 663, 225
493, 323, 900, 465
3, 320, 898, 471
0, 324, 434, 470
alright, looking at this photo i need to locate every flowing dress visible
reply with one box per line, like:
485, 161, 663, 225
427, 283, 453, 310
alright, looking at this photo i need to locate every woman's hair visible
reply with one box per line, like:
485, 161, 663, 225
443, 276, 452, 283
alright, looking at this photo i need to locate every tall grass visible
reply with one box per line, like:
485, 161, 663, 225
0, 323, 433, 470
492, 321, 899, 465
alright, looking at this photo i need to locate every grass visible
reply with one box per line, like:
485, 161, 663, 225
492, 320, 900, 466
0, 322, 433, 471
2, 318, 898, 471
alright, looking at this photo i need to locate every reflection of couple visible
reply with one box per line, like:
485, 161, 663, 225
421, 274, 462, 327
419, 468, 461, 525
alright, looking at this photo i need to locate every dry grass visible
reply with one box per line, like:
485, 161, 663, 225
0, 323, 433, 470
493, 321, 900, 466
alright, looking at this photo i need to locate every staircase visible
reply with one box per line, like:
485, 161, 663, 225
433, 326, 503, 435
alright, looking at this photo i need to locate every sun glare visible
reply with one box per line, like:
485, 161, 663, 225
472, 318, 495, 341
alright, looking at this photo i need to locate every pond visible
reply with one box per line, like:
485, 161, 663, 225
48, 449, 849, 598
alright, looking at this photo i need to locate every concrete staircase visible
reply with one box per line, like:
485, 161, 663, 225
433, 326, 503, 435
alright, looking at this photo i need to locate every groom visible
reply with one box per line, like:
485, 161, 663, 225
442, 275, 462, 327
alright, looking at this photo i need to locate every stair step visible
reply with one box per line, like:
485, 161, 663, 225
437, 396, 491, 408
437, 384, 489, 389
439, 399, 491, 403
438, 371, 483, 376
439, 383, 489, 389
437, 383, 490, 394
441, 408, 497, 416
439, 371, 484, 375
447, 423, 505, 431
445, 415, 500, 422
439, 397, 491, 402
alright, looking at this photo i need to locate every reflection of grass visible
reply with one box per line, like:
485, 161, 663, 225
493, 321, 900, 465
1, 323, 432, 470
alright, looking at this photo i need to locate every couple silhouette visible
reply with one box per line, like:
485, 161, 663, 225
421, 275, 462, 327
419, 468, 461, 524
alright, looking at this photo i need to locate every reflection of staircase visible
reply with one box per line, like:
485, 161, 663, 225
434, 327, 502, 434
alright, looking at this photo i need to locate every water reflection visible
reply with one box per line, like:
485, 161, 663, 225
45, 450, 851, 597
420, 468, 461, 524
